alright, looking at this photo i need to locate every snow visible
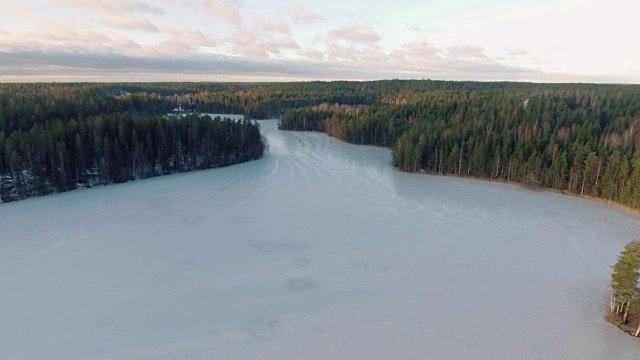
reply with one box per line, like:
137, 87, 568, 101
1, 119, 640, 359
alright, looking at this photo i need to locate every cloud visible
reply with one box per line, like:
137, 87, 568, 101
325, 42, 382, 62
222, 17, 299, 59
0, 51, 337, 79
12, 46, 638, 84
502, 48, 531, 58
312, 39, 541, 81
250, 17, 291, 35
100, 15, 159, 32
0, 31, 546, 83
327, 26, 381, 44
441, 45, 486, 60
121, 0, 164, 14
297, 49, 325, 61
391, 41, 439, 60
0, 18, 143, 55
157, 25, 218, 52
228, 28, 299, 59
50, 0, 164, 15
407, 25, 444, 34
287, 6, 323, 24
205, 0, 243, 24
3, 3, 33, 17
0, 50, 406, 84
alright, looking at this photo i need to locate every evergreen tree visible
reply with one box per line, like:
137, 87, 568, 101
610, 240, 640, 335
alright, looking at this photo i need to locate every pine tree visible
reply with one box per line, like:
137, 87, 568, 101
610, 240, 640, 334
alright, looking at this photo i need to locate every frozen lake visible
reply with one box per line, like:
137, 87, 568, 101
1, 120, 640, 359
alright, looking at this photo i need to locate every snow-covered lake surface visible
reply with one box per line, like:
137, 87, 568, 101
2, 120, 640, 359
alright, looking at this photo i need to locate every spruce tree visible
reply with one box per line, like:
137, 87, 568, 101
611, 240, 640, 334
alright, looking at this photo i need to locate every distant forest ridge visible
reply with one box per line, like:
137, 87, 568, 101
2, 81, 636, 131
2, 80, 640, 205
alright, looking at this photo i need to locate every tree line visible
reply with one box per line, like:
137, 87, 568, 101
0, 81, 381, 130
3, 81, 620, 132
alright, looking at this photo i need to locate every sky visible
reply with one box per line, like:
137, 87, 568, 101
0, 0, 638, 83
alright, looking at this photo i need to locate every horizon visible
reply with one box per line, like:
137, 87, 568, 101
3, 78, 639, 85
1, 0, 638, 83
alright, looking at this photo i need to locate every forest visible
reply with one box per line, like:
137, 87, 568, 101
278, 84, 640, 210
3, 80, 640, 205
0, 113, 264, 202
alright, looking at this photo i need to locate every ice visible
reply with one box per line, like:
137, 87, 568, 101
1, 120, 640, 359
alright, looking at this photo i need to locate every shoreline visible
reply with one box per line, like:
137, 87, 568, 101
286, 127, 640, 218
421, 172, 640, 217
279, 127, 640, 218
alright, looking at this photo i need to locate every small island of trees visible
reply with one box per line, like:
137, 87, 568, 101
610, 240, 640, 337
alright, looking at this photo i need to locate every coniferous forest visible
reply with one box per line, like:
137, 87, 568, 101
0, 113, 264, 202
0, 82, 271, 202
3, 80, 640, 207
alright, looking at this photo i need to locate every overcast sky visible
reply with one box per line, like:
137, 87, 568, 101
0, 0, 638, 83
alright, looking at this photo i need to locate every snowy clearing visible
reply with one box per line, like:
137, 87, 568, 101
1, 120, 640, 359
